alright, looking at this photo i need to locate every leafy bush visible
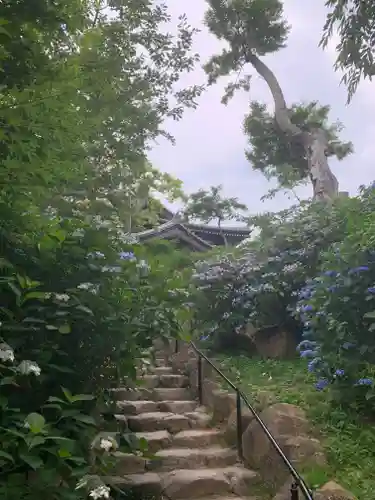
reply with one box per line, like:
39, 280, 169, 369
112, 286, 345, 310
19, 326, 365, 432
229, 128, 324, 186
295, 185, 375, 413
190, 200, 348, 349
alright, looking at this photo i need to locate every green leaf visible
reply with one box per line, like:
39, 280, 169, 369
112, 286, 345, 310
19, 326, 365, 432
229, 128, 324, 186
72, 414, 96, 425
25, 413, 46, 434
46, 324, 58, 330
19, 452, 43, 470
61, 387, 73, 403
58, 448, 71, 458
70, 394, 95, 403
27, 436, 46, 449
76, 305, 94, 315
23, 291, 50, 301
58, 324, 71, 334
0, 450, 14, 463
364, 311, 375, 319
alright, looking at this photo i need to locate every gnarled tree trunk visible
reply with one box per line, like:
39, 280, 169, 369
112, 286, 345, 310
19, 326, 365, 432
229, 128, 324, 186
247, 53, 339, 201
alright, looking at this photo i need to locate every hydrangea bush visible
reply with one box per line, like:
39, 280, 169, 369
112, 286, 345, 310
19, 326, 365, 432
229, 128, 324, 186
0, 213, 191, 499
295, 184, 375, 412
191, 201, 347, 349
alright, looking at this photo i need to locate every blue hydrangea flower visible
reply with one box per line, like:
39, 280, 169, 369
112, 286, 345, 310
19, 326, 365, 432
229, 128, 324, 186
307, 358, 320, 373
297, 340, 317, 351
348, 266, 369, 274
355, 378, 373, 386
315, 378, 329, 391
200, 335, 210, 341
300, 349, 318, 359
367, 287, 375, 294
119, 251, 135, 260
335, 369, 345, 376
301, 305, 313, 313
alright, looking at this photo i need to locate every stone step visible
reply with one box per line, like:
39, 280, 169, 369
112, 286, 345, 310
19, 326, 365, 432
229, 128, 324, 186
139, 374, 161, 389
135, 430, 172, 453
158, 400, 197, 414
112, 452, 147, 474
159, 374, 189, 388
117, 400, 158, 415
152, 366, 173, 375
111, 388, 153, 401
183, 410, 212, 429
173, 429, 224, 448
153, 388, 192, 401
160, 467, 260, 499
148, 446, 238, 472
127, 412, 191, 433
137, 374, 189, 389
107, 472, 162, 496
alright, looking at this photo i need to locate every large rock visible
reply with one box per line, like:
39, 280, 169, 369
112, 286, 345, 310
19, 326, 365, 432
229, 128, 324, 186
202, 380, 221, 408
316, 481, 356, 500
242, 403, 311, 486
212, 391, 237, 424
254, 328, 296, 359
224, 406, 255, 445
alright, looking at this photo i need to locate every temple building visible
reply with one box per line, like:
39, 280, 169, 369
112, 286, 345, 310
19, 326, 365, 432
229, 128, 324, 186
136, 206, 251, 252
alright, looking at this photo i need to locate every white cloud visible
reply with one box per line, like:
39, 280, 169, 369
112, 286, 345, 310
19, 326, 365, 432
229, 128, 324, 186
149, 0, 375, 216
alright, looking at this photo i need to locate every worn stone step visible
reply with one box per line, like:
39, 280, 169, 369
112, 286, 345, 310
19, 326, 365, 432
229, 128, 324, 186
184, 410, 212, 429
173, 429, 224, 448
153, 388, 192, 401
127, 412, 191, 433
117, 400, 158, 415
138, 374, 161, 389
152, 366, 173, 375
107, 472, 162, 496
158, 400, 197, 414
155, 357, 167, 367
148, 446, 238, 472
135, 430, 172, 453
111, 387, 153, 401
159, 374, 189, 388
160, 466, 260, 499
112, 452, 147, 474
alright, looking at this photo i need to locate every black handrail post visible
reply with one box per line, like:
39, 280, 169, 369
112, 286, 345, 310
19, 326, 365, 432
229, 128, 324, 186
291, 481, 299, 500
197, 355, 203, 405
236, 388, 243, 461
175, 339, 179, 353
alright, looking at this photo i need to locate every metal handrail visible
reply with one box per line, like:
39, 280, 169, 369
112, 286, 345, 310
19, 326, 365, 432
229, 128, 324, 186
186, 340, 314, 500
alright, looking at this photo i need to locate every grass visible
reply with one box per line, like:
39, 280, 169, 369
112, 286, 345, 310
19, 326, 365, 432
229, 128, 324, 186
217, 354, 375, 499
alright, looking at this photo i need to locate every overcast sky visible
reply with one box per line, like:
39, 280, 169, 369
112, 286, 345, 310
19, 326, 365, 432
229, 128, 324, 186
148, 0, 375, 218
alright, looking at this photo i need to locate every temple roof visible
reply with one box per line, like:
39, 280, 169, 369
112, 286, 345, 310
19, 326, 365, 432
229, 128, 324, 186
136, 204, 251, 251
136, 221, 213, 252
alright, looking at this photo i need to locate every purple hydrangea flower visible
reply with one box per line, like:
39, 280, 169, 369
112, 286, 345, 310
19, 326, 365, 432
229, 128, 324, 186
315, 378, 329, 391
355, 378, 373, 386
119, 251, 135, 260
348, 266, 369, 274
367, 287, 375, 294
335, 369, 345, 376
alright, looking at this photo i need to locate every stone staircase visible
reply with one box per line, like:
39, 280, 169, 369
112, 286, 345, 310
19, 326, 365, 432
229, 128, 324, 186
108, 351, 262, 500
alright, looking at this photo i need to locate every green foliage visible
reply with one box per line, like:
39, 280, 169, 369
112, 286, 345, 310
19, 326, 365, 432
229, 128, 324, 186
321, 0, 375, 101
0, 0, 201, 498
295, 184, 375, 413
217, 354, 375, 499
183, 185, 248, 226
244, 101, 353, 195
190, 199, 349, 348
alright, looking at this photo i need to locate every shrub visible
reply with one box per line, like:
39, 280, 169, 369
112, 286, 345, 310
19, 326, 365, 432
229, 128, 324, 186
295, 184, 375, 413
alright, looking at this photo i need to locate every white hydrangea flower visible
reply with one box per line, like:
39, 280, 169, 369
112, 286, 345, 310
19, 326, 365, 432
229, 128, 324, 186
54, 293, 70, 302
0, 343, 14, 363
18, 360, 41, 376
89, 486, 110, 499
99, 438, 113, 452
